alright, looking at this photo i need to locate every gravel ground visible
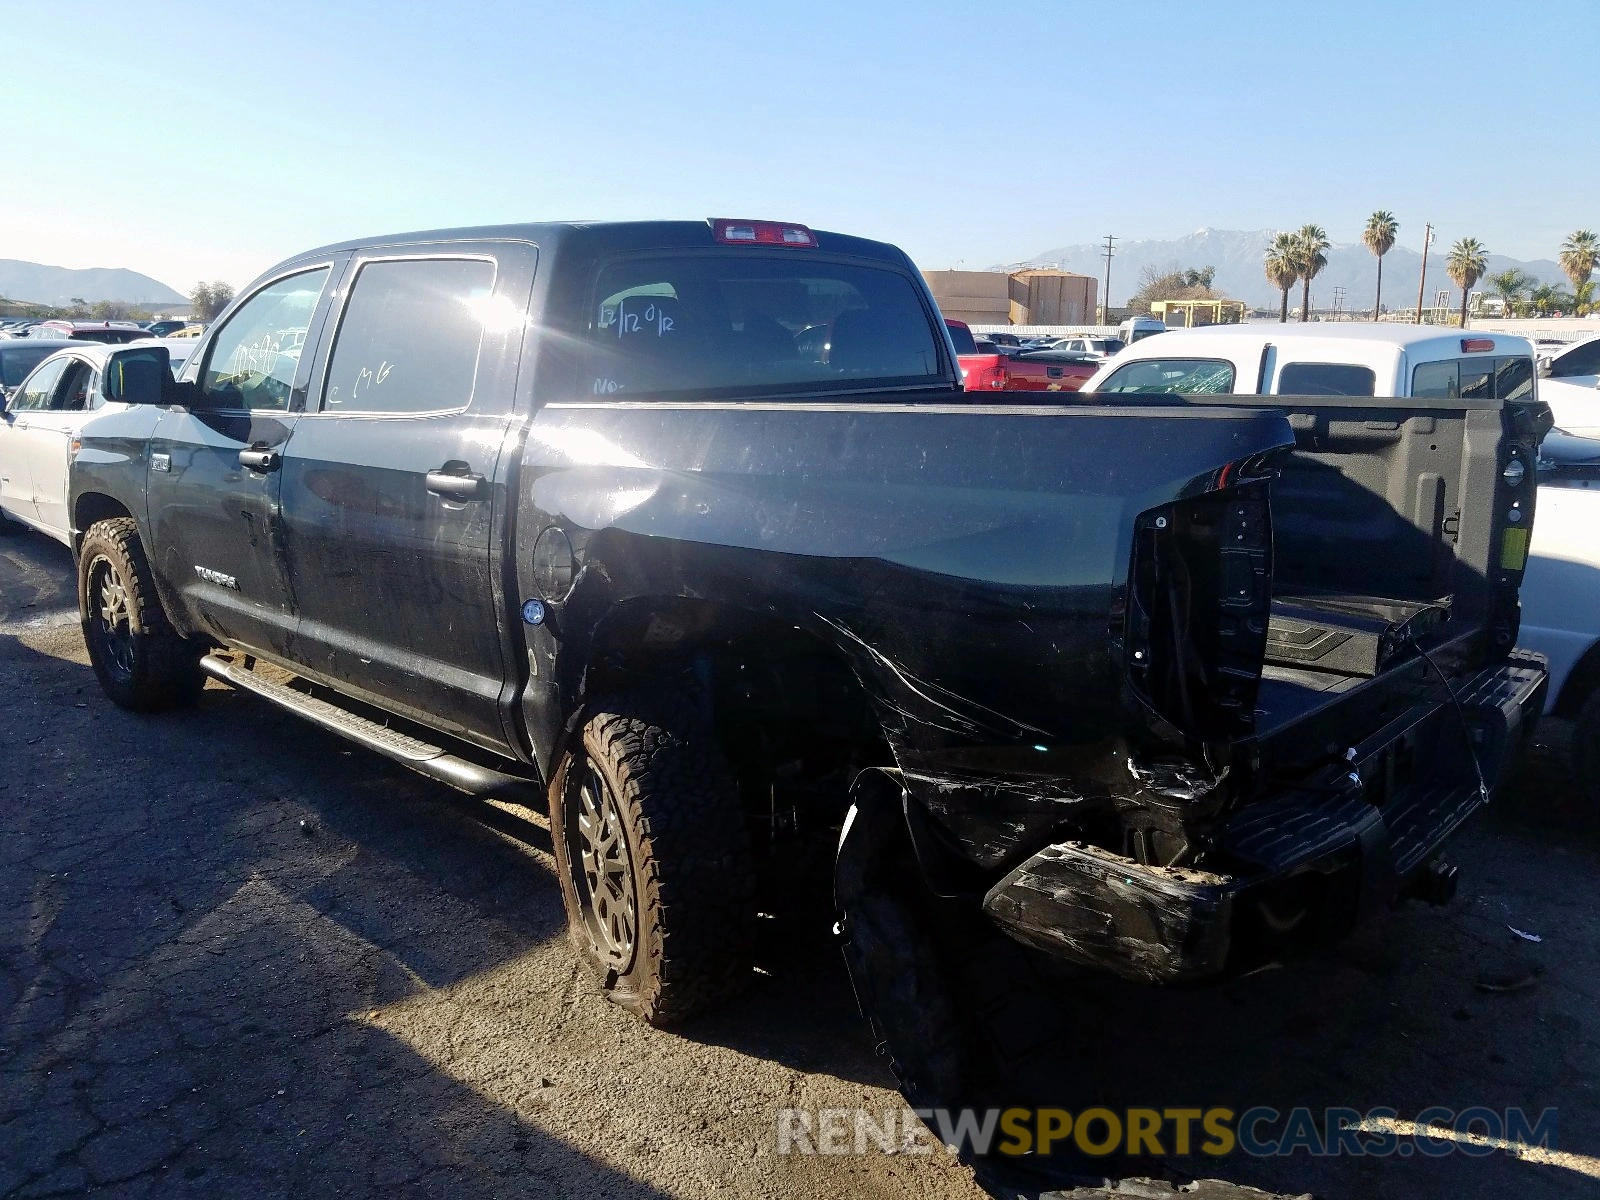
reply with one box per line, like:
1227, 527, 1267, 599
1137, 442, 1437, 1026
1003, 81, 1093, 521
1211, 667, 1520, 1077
1, 528, 1596, 1199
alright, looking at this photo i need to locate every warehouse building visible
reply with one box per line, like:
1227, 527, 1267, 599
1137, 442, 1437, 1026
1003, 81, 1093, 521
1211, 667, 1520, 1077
922, 268, 1098, 326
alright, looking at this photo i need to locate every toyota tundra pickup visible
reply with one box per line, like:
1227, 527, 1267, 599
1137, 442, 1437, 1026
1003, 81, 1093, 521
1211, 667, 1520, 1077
67, 220, 1548, 1089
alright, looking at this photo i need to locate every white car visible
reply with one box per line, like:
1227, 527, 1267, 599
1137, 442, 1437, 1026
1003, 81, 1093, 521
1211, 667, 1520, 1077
1050, 335, 1126, 360
1536, 334, 1600, 437
0, 339, 195, 545
1080, 322, 1538, 398
1520, 429, 1600, 797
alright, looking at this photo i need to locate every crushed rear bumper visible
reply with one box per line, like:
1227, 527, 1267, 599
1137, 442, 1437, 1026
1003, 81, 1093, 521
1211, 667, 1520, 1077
981, 654, 1547, 984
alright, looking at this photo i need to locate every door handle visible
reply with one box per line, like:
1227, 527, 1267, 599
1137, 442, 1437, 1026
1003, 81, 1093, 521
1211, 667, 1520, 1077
238, 447, 279, 472
425, 467, 487, 501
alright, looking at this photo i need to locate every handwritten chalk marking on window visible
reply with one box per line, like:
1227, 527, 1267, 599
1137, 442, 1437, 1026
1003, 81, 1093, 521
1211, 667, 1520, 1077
593, 378, 622, 394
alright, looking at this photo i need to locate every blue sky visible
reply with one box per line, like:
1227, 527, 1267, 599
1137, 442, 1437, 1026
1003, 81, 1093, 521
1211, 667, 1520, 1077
6, 0, 1596, 292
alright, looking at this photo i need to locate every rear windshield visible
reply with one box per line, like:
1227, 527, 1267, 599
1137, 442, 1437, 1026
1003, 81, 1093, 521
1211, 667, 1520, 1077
584, 254, 943, 398
1412, 356, 1534, 400
945, 323, 977, 355
1096, 357, 1235, 394
0, 344, 62, 386
1277, 362, 1377, 396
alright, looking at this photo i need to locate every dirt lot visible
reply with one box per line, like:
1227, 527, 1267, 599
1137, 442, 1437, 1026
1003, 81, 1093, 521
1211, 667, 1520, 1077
2, 528, 1597, 1199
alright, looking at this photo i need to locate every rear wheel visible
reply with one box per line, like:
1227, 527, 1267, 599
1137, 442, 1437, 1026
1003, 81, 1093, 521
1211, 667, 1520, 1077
78, 517, 202, 711
549, 687, 757, 1025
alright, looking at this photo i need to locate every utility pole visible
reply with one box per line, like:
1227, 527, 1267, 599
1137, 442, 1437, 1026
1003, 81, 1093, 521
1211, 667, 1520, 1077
1414, 222, 1433, 324
1100, 234, 1117, 326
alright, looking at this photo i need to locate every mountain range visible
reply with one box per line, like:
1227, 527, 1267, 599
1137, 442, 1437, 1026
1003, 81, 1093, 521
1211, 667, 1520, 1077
1014, 229, 1572, 311
0, 259, 187, 308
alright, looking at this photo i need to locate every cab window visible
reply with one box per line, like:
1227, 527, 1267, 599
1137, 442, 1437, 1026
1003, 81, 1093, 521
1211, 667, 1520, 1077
10, 358, 67, 411
1412, 356, 1534, 400
54, 360, 95, 411
1096, 358, 1235, 394
583, 254, 941, 398
198, 268, 330, 411
1276, 362, 1376, 396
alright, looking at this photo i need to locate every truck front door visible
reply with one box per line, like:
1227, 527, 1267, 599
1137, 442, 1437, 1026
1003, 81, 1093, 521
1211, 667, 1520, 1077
276, 248, 532, 752
146, 265, 335, 659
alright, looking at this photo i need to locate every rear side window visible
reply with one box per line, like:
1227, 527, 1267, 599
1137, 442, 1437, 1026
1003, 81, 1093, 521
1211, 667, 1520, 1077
322, 258, 496, 414
1276, 362, 1377, 396
1412, 356, 1534, 400
1097, 358, 1235, 394
584, 254, 941, 398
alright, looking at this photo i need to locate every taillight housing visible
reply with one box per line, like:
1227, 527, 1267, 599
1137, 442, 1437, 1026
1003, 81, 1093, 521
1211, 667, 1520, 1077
709, 218, 818, 248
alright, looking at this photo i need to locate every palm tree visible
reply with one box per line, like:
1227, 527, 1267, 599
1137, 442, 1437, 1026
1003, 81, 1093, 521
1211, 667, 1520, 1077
1362, 211, 1399, 317
1446, 237, 1488, 328
1486, 268, 1534, 318
1292, 225, 1329, 322
1559, 230, 1598, 313
1263, 233, 1300, 323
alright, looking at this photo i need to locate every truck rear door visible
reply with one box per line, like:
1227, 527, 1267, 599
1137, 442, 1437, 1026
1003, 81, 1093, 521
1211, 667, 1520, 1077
275, 242, 535, 752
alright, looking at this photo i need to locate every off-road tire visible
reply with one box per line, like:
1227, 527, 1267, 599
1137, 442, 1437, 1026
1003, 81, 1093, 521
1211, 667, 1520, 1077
1573, 690, 1600, 809
78, 517, 203, 711
550, 688, 757, 1025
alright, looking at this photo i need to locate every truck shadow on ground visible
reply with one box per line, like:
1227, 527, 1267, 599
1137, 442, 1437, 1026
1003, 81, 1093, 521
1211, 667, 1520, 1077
4, 624, 1594, 1199
0, 628, 679, 1198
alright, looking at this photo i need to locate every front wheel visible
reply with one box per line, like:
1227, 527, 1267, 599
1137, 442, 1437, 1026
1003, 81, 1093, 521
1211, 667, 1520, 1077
78, 517, 202, 711
549, 688, 757, 1025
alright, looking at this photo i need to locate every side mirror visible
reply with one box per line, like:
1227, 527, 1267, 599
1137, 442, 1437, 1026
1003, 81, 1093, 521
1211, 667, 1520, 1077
1537, 356, 1553, 378
104, 346, 172, 404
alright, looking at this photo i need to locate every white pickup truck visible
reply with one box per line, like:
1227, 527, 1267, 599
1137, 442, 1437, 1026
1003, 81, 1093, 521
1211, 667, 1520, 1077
1080, 322, 1537, 400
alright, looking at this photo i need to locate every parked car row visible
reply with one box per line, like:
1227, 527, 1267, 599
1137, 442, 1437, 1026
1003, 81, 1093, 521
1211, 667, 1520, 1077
1, 317, 200, 340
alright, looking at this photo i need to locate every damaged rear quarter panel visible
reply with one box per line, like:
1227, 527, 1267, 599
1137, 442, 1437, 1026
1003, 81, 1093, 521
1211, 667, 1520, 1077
517, 400, 1294, 867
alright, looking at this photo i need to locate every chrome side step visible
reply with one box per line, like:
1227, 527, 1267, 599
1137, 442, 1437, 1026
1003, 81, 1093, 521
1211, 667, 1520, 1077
199, 654, 544, 804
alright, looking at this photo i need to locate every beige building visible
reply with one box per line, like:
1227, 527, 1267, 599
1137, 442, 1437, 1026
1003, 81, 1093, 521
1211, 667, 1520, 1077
922, 268, 1098, 326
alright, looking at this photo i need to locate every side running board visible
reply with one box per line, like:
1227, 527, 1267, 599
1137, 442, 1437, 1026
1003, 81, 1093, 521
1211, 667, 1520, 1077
199, 654, 544, 805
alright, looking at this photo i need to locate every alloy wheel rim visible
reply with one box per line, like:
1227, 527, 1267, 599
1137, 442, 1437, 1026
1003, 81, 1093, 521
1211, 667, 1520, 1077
568, 760, 638, 970
88, 557, 135, 680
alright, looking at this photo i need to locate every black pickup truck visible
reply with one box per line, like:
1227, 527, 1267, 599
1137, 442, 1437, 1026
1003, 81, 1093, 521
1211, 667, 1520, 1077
68, 220, 1547, 1069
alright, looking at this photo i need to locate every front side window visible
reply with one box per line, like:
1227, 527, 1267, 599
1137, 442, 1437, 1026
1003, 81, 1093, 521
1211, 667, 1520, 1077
321, 258, 496, 414
200, 268, 330, 410
1097, 358, 1235, 394
1276, 362, 1377, 396
1412, 356, 1534, 400
584, 254, 942, 399
11, 358, 67, 410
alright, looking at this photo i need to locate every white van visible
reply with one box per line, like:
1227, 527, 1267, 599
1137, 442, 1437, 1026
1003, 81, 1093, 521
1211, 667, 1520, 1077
1117, 315, 1168, 344
1081, 322, 1537, 401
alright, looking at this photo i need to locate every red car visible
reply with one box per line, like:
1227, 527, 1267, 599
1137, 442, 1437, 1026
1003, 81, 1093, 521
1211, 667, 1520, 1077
946, 319, 1095, 394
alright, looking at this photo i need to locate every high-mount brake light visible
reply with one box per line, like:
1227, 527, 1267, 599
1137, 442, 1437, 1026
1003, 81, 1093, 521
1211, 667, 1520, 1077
709, 218, 818, 248
1461, 338, 1495, 352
